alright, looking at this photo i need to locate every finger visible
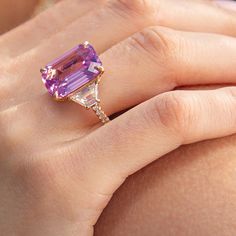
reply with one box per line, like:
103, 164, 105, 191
68, 87, 236, 193
3, 26, 236, 131
3, 0, 236, 107
159, 0, 236, 36
2, 0, 236, 60
97, 27, 236, 115
0, 0, 105, 60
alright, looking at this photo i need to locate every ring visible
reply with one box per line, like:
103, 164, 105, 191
40, 41, 110, 124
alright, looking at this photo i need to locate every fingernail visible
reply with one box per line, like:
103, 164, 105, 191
214, 0, 236, 12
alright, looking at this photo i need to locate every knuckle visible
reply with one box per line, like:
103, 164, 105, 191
131, 26, 180, 65
116, 0, 157, 17
146, 92, 194, 137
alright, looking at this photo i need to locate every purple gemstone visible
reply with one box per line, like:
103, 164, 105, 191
41, 43, 102, 98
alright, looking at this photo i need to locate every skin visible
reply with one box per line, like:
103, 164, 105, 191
0, 0, 39, 34
1, 0, 236, 235
95, 134, 236, 236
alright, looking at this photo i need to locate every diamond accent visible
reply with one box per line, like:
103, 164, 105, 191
70, 82, 99, 108
92, 104, 110, 124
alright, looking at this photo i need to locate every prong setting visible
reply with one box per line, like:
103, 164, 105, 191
96, 65, 104, 75
40, 67, 47, 73
40, 42, 109, 124
83, 41, 89, 48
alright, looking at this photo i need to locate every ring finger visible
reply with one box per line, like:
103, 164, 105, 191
3, 27, 236, 144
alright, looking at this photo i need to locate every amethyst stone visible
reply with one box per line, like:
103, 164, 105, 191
41, 42, 102, 99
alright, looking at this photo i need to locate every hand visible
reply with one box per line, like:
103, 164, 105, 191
1, 0, 236, 235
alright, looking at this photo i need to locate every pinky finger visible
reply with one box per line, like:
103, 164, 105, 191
70, 87, 236, 190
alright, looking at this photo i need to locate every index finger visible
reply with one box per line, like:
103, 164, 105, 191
0, 0, 105, 61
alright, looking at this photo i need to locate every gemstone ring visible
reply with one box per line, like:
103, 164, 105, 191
40, 42, 110, 124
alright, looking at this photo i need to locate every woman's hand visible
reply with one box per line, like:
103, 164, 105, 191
1, 0, 236, 235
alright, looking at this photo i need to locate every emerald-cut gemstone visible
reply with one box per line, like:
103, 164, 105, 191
41, 42, 102, 99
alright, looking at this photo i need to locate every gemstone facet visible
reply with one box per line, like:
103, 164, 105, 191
41, 42, 102, 99
70, 82, 99, 108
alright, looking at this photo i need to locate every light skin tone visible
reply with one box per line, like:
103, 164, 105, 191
95, 134, 236, 236
1, 0, 236, 235
0, 0, 40, 34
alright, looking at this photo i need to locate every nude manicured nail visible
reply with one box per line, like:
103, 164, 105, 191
214, 0, 236, 12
